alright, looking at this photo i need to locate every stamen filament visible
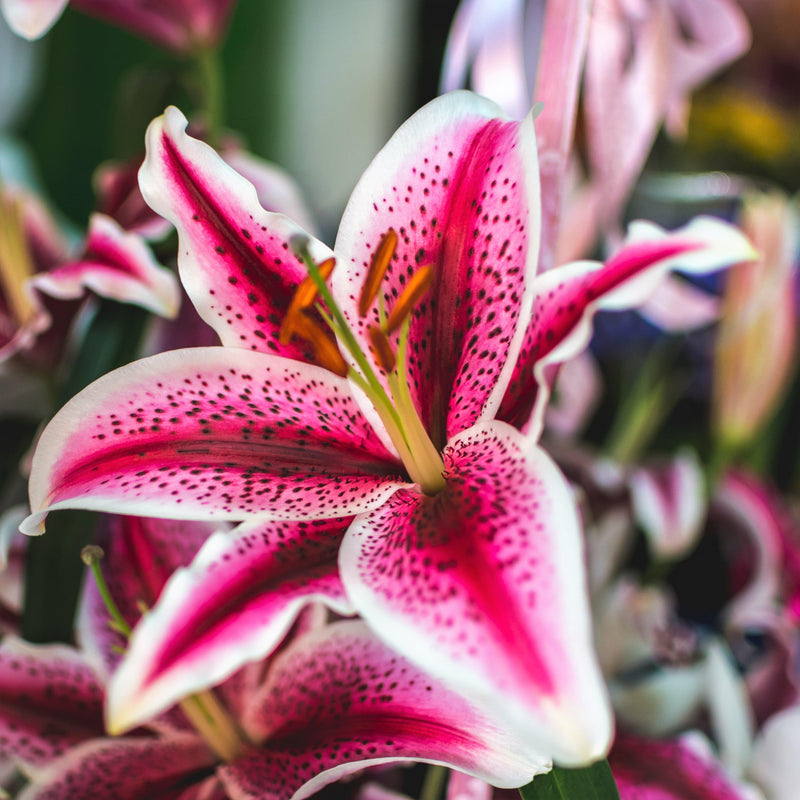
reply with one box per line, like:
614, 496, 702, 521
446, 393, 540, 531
179, 691, 244, 762
81, 546, 132, 638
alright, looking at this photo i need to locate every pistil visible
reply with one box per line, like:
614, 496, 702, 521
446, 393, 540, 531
290, 235, 446, 494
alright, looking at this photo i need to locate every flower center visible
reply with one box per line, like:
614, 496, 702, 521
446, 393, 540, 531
285, 233, 446, 494
0, 193, 39, 328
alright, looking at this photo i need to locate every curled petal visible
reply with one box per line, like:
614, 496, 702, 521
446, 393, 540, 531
140, 106, 335, 365
332, 91, 540, 446
629, 449, 706, 560
107, 517, 354, 733
30, 214, 180, 318
22, 347, 405, 535
501, 216, 757, 438
221, 621, 550, 800
340, 420, 612, 765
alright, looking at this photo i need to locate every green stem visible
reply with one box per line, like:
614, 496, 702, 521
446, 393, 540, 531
196, 48, 224, 148
420, 765, 447, 800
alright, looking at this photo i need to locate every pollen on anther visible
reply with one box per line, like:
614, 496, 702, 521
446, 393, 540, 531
367, 325, 396, 373
279, 257, 336, 345
359, 229, 397, 317
386, 265, 434, 334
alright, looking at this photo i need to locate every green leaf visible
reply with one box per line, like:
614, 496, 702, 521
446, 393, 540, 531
519, 761, 621, 800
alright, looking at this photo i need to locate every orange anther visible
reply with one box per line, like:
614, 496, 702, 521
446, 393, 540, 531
368, 324, 397, 373
291, 313, 349, 377
359, 229, 397, 317
385, 265, 434, 334
280, 257, 336, 345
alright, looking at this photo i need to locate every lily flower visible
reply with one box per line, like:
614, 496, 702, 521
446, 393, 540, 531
1, 0, 237, 53
0, 622, 549, 800
21, 92, 754, 766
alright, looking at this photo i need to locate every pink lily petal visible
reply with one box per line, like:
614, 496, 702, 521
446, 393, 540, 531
340, 420, 611, 766
139, 106, 334, 366
610, 730, 759, 800
0, 0, 67, 38
716, 472, 785, 630
500, 216, 757, 437
30, 214, 180, 318
749, 703, 800, 800
67, 0, 236, 53
22, 347, 405, 535
0, 637, 106, 768
544, 350, 602, 438
107, 517, 355, 733
584, 0, 750, 238
93, 158, 174, 242
447, 772, 494, 800
629, 449, 706, 560
77, 515, 216, 677
224, 149, 317, 238
221, 621, 550, 800
531, 0, 591, 274
440, 0, 530, 120
333, 91, 540, 446
638, 273, 721, 331
18, 734, 217, 800
96, 144, 316, 244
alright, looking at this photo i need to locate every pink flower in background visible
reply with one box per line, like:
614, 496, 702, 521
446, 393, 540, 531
0, 0, 237, 52
441, 0, 751, 270
0, 185, 178, 364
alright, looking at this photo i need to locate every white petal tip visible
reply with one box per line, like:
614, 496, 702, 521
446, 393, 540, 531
18, 511, 46, 536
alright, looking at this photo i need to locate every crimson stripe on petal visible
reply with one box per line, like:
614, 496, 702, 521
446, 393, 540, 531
340, 420, 612, 766
140, 107, 335, 364
333, 91, 540, 447
0, 638, 105, 768
500, 217, 756, 436
23, 348, 405, 535
107, 517, 354, 733
220, 621, 548, 800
